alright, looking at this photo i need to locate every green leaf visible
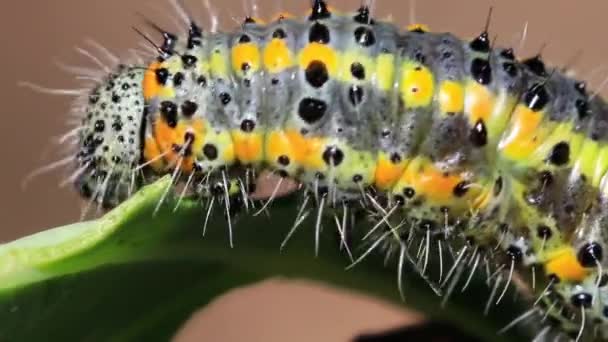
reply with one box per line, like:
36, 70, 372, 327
0, 176, 529, 341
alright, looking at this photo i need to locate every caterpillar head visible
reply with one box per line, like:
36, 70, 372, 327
74, 65, 146, 208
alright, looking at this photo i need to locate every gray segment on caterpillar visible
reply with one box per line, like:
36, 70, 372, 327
230, 25, 265, 136
372, 22, 400, 154
75, 65, 145, 208
209, 35, 241, 129
292, 18, 391, 162
383, 32, 507, 179
493, 62, 603, 228
546, 72, 586, 123
418, 33, 469, 164
288, 19, 343, 136
524, 168, 596, 235
393, 32, 437, 160
587, 93, 608, 141
262, 21, 303, 131
517, 64, 582, 129
498, 64, 608, 233
510, 60, 600, 146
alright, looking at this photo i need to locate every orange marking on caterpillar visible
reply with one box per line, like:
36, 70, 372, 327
407, 23, 430, 32
143, 136, 165, 172
153, 117, 206, 173
299, 43, 338, 76
500, 105, 544, 160
465, 81, 495, 124
545, 247, 588, 282
285, 129, 326, 170
232, 42, 261, 75
374, 153, 407, 190
232, 130, 264, 164
143, 61, 162, 100
263, 38, 294, 73
399, 159, 464, 203
438, 80, 465, 114
265, 129, 326, 171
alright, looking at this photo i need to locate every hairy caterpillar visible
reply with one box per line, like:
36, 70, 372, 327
28, 1, 608, 340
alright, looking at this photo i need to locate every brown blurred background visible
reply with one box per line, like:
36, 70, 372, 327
2, 0, 608, 341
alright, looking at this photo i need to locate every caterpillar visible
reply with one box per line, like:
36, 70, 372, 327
30, 0, 608, 340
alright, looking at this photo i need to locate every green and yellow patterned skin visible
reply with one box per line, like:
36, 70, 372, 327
71, 1, 608, 339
